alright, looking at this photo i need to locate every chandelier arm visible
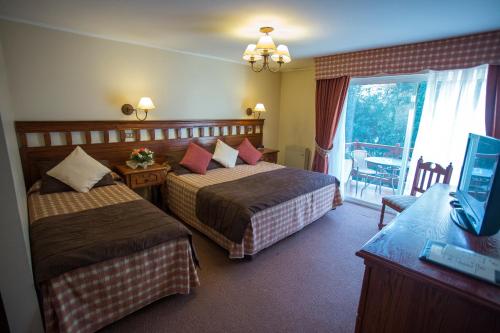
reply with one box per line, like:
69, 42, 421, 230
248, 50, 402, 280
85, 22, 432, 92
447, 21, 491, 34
263, 55, 271, 71
250, 61, 265, 73
267, 61, 283, 73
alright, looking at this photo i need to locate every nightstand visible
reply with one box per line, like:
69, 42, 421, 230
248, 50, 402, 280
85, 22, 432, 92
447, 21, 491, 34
115, 163, 167, 207
258, 148, 279, 163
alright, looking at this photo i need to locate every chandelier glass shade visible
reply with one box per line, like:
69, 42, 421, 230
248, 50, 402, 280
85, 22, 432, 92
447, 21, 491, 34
242, 27, 291, 72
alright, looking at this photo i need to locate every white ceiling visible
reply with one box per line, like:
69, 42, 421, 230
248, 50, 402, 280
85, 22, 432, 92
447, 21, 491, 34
1, 0, 500, 68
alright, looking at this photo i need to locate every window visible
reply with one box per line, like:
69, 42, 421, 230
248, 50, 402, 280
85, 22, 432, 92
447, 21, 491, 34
331, 66, 488, 207
332, 74, 427, 205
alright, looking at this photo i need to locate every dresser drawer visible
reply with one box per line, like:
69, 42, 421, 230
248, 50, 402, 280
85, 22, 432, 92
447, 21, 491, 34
261, 152, 278, 163
129, 170, 165, 189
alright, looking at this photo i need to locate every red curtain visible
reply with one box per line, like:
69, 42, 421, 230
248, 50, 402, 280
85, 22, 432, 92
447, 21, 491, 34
486, 65, 500, 139
312, 76, 350, 173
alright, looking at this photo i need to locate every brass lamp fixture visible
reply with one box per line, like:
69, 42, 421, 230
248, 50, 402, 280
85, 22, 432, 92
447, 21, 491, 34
246, 103, 267, 119
121, 97, 155, 121
242, 27, 291, 72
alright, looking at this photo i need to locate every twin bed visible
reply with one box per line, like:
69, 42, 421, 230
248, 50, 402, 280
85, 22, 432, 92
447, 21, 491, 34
28, 180, 199, 333
16, 119, 341, 333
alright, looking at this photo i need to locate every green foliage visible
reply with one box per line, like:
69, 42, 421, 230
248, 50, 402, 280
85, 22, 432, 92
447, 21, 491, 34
344, 81, 426, 157
130, 148, 154, 163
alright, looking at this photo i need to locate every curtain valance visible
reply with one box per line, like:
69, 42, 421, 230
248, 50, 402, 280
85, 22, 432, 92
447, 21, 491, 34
315, 30, 500, 80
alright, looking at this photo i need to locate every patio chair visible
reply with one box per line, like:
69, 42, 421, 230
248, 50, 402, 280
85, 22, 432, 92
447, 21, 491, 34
347, 149, 377, 195
374, 165, 399, 194
378, 156, 453, 229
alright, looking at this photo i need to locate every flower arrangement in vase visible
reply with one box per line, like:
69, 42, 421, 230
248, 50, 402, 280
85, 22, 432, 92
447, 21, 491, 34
126, 148, 154, 169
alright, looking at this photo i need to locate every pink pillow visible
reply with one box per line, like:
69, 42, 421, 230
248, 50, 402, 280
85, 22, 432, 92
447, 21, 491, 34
237, 138, 262, 165
180, 143, 213, 174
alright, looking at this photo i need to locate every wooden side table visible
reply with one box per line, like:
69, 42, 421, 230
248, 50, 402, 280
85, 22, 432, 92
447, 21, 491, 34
115, 163, 167, 207
258, 148, 279, 163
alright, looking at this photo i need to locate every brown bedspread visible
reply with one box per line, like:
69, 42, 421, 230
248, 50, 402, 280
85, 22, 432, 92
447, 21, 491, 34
30, 199, 197, 283
195, 167, 338, 243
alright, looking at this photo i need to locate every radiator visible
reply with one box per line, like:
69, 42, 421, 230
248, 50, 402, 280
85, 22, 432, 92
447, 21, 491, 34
284, 145, 311, 170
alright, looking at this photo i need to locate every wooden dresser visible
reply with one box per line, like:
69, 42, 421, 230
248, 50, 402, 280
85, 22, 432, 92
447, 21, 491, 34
356, 184, 500, 333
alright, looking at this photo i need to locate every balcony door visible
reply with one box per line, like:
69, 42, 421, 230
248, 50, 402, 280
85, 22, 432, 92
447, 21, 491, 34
331, 74, 427, 205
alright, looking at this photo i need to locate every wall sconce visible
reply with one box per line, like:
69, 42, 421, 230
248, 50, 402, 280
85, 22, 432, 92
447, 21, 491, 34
121, 97, 155, 121
245, 103, 266, 119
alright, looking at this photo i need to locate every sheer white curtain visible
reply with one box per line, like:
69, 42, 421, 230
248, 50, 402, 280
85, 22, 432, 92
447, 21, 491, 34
329, 102, 348, 197
404, 65, 488, 193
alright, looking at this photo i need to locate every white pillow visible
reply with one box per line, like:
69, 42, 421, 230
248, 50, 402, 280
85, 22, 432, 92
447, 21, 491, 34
212, 139, 238, 168
47, 146, 111, 193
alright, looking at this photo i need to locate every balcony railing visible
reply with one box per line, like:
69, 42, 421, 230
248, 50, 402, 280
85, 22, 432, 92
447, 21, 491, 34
345, 141, 416, 193
345, 141, 414, 159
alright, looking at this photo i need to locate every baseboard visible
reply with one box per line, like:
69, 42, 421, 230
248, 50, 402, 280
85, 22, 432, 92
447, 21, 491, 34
344, 196, 398, 215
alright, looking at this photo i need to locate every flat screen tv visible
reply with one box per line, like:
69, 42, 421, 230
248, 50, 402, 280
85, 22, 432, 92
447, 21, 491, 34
451, 133, 500, 236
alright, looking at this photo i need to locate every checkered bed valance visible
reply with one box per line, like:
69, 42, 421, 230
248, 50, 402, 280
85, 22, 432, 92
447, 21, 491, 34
315, 30, 500, 80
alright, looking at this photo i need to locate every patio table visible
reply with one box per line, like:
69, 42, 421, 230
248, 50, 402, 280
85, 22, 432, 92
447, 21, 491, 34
364, 156, 403, 195
365, 156, 402, 168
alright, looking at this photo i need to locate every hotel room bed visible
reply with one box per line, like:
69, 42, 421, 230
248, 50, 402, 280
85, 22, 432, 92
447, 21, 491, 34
28, 180, 199, 333
167, 161, 342, 258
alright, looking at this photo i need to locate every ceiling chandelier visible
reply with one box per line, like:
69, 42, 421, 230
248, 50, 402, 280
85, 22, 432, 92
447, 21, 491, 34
242, 27, 291, 72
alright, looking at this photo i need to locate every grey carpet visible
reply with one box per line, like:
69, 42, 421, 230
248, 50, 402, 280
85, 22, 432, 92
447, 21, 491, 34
101, 202, 383, 333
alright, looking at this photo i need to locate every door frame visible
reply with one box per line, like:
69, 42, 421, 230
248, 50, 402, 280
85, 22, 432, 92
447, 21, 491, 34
342, 73, 428, 201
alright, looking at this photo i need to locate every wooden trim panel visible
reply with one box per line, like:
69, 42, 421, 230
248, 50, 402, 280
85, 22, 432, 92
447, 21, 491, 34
15, 119, 264, 188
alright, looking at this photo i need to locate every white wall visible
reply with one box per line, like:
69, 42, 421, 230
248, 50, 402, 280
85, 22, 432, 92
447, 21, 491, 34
0, 41, 43, 333
0, 19, 281, 148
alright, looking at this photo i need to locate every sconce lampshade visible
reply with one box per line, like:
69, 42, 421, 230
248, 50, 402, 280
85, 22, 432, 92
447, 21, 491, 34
254, 103, 266, 112
137, 97, 155, 110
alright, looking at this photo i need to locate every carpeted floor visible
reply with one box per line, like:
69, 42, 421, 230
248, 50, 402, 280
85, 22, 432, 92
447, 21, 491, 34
101, 202, 385, 333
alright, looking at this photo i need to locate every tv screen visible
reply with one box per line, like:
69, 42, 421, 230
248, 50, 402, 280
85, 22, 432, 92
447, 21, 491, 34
456, 134, 500, 234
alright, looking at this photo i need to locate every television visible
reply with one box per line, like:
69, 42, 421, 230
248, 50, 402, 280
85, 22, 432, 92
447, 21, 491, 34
451, 133, 500, 236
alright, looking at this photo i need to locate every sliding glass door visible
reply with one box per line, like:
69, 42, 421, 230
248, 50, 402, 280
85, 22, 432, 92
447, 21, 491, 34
331, 74, 427, 205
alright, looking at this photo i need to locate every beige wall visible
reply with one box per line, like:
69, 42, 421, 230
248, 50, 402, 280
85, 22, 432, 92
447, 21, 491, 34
278, 68, 316, 167
0, 19, 283, 332
0, 41, 43, 333
0, 19, 281, 148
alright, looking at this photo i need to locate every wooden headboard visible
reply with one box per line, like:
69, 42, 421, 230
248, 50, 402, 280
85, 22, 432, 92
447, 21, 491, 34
15, 119, 264, 188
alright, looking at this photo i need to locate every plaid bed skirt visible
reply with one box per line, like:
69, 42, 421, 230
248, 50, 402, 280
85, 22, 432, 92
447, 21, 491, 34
168, 173, 340, 258
42, 238, 199, 333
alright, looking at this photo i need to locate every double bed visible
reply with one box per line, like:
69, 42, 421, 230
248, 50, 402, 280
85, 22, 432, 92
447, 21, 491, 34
167, 161, 342, 258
